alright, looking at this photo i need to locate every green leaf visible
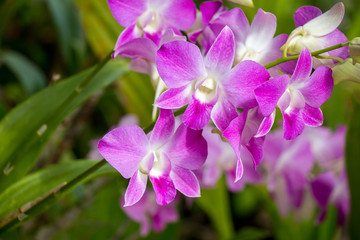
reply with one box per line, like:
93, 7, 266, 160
233, 227, 269, 240
0, 60, 127, 192
117, 72, 155, 127
45, 0, 87, 73
74, 0, 121, 58
345, 97, 360, 240
196, 177, 234, 240
0, 50, 46, 95
0, 160, 116, 229
314, 205, 338, 240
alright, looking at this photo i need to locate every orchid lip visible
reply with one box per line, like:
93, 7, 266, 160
194, 77, 218, 103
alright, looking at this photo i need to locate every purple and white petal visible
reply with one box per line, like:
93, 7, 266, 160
223, 60, 270, 109
302, 105, 323, 127
150, 109, 175, 149
156, 41, 207, 88
124, 170, 148, 206
155, 85, 192, 109
211, 96, 238, 132
303, 2, 345, 37
290, 48, 312, 84
255, 75, 289, 116
149, 174, 177, 205
246, 9, 276, 52
282, 107, 305, 140
255, 110, 275, 137
98, 125, 150, 178
166, 124, 208, 170
108, 0, 146, 27
183, 96, 215, 130
294, 6, 322, 27
171, 165, 200, 197
298, 66, 333, 108
205, 26, 235, 76
161, 0, 196, 30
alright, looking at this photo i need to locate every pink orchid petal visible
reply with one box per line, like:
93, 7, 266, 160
149, 174, 176, 205
205, 26, 235, 76
255, 110, 275, 137
211, 96, 238, 132
200, 1, 223, 28
294, 6, 322, 27
166, 124, 208, 170
114, 37, 157, 62
246, 136, 265, 167
322, 30, 349, 61
124, 170, 148, 207
153, 205, 178, 232
108, 0, 146, 27
311, 172, 336, 208
171, 165, 200, 197
302, 105, 323, 127
282, 107, 305, 140
290, 48, 312, 84
113, 24, 142, 50
183, 96, 214, 130
150, 109, 175, 149
246, 9, 276, 52
98, 125, 149, 178
299, 66, 333, 108
211, 8, 249, 43
223, 60, 270, 108
254, 75, 289, 116
161, 0, 196, 30
156, 41, 206, 88
155, 85, 192, 109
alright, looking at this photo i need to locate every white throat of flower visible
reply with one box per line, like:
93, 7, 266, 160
195, 77, 218, 103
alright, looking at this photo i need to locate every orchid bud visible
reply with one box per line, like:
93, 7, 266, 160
332, 59, 360, 84
349, 37, 360, 65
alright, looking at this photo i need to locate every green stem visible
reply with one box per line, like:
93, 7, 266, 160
264, 41, 349, 69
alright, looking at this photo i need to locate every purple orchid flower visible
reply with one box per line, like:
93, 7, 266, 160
155, 26, 270, 131
121, 190, 178, 235
255, 48, 333, 140
98, 109, 207, 206
311, 168, 349, 225
262, 129, 314, 216
108, 0, 196, 47
283, 2, 349, 67
194, 125, 262, 192
222, 108, 273, 181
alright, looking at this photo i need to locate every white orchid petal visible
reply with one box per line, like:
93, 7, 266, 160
303, 2, 344, 37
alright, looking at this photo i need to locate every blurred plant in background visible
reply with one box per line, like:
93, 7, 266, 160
0, 0, 359, 240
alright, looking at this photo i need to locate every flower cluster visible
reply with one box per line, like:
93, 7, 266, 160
96, 0, 352, 234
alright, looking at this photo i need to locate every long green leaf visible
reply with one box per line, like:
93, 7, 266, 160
0, 160, 116, 232
0, 60, 127, 192
0, 50, 46, 95
46, 0, 87, 73
345, 97, 360, 240
196, 177, 234, 240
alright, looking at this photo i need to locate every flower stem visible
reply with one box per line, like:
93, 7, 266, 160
264, 41, 349, 69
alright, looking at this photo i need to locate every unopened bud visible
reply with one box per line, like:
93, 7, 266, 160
226, 0, 254, 7
349, 37, 360, 65
332, 59, 360, 84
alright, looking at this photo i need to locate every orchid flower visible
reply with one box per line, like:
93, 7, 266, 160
121, 190, 178, 235
195, 125, 262, 191
283, 2, 348, 67
263, 129, 314, 216
311, 168, 350, 225
108, 0, 196, 47
98, 109, 207, 206
255, 48, 333, 140
222, 108, 273, 181
156, 26, 270, 131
